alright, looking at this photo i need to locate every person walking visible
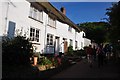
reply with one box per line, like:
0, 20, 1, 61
86, 45, 93, 68
96, 44, 104, 68
93, 46, 97, 61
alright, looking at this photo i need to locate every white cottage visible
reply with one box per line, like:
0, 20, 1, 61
1, 0, 91, 55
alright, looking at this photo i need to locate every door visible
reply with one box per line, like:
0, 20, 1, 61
55, 37, 60, 54
7, 21, 16, 38
64, 40, 68, 55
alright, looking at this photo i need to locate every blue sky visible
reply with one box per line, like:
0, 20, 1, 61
51, 2, 113, 24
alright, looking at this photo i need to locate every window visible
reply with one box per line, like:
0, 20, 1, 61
36, 29, 40, 42
30, 28, 35, 41
29, 6, 43, 22
47, 34, 53, 45
70, 39, 73, 46
48, 16, 56, 27
30, 27, 40, 42
75, 41, 78, 49
68, 26, 72, 32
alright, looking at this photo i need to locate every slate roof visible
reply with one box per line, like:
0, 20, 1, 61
38, 2, 81, 32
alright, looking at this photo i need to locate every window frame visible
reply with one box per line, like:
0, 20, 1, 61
30, 27, 40, 42
68, 26, 72, 32
29, 6, 43, 22
48, 16, 56, 28
47, 34, 54, 46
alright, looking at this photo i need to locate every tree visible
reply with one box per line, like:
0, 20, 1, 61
2, 36, 33, 65
106, 1, 120, 43
78, 22, 110, 43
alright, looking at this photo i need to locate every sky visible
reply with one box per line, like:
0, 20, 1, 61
51, 2, 114, 24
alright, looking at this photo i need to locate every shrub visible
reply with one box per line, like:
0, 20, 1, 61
67, 45, 73, 56
2, 36, 33, 65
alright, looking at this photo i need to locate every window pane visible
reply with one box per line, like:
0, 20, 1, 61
36, 29, 39, 42
47, 34, 53, 45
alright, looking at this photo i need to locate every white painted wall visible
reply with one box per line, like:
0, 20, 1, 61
1, 0, 88, 54
84, 38, 91, 47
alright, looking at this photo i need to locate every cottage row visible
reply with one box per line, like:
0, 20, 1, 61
1, 0, 91, 55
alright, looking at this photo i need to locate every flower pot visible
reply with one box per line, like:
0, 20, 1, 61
33, 57, 38, 66
38, 65, 46, 71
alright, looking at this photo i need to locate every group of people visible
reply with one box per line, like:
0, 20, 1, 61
85, 44, 113, 68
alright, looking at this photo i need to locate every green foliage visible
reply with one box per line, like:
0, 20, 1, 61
41, 57, 52, 65
67, 46, 73, 56
2, 36, 33, 65
78, 22, 110, 43
106, 2, 120, 43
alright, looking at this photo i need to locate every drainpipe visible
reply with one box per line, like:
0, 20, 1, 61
4, 2, 10, 35
44, 13, 47, 54
4, 0, 16, 35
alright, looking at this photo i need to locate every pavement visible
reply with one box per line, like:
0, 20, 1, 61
51, 58, 120, 79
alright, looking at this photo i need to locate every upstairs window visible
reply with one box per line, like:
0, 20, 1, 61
47, 34, 53, 46
48, 16, 56, 28
29, 6, 43, 22
68, 26, 72, 32
30, 27, 40, 42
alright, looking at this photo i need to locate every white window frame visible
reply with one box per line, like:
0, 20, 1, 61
48, 16, 56, 28
68, 26, 72, 32
30, 27, 40, 42
47, 34, 54, 46
29, 6, 43, 22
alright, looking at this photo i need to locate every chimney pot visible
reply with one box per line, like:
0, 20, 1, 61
60, 7, 66, 15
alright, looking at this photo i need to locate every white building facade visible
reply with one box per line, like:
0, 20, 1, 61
1, 0, 91, 54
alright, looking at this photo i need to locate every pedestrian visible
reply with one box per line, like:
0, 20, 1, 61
86, 45, 93, 68
93, 46, 97, 61
96, 44, 104, 68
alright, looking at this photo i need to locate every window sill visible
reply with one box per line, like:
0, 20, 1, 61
30, 41, 40, 45
47, 24, 56, 29
29, 16, 43, 24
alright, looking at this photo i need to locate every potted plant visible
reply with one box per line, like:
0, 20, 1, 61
43, 57, 52, 69
38, 63, 46, 71
33, 53, 39, 66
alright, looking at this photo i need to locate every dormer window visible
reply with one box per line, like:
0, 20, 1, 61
68, 26, 72, 32
29, 6, 43, 22
48, 16, 56, 28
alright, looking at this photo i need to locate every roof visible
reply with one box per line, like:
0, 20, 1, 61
37, 2, 81, 32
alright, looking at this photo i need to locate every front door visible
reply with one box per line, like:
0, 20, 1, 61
55, 37, 60, 54
7, 21, 16, 38
64, 40, 68, 55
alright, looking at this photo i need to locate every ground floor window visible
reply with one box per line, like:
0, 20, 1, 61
30, 27, 40, 42
47, 34, 53, 46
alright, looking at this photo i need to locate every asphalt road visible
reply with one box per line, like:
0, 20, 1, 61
51, 59, 120, 79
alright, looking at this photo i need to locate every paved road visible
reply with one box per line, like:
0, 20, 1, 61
51, 59, 120, 79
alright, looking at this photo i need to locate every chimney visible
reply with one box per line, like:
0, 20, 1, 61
60, 7, 66, 15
